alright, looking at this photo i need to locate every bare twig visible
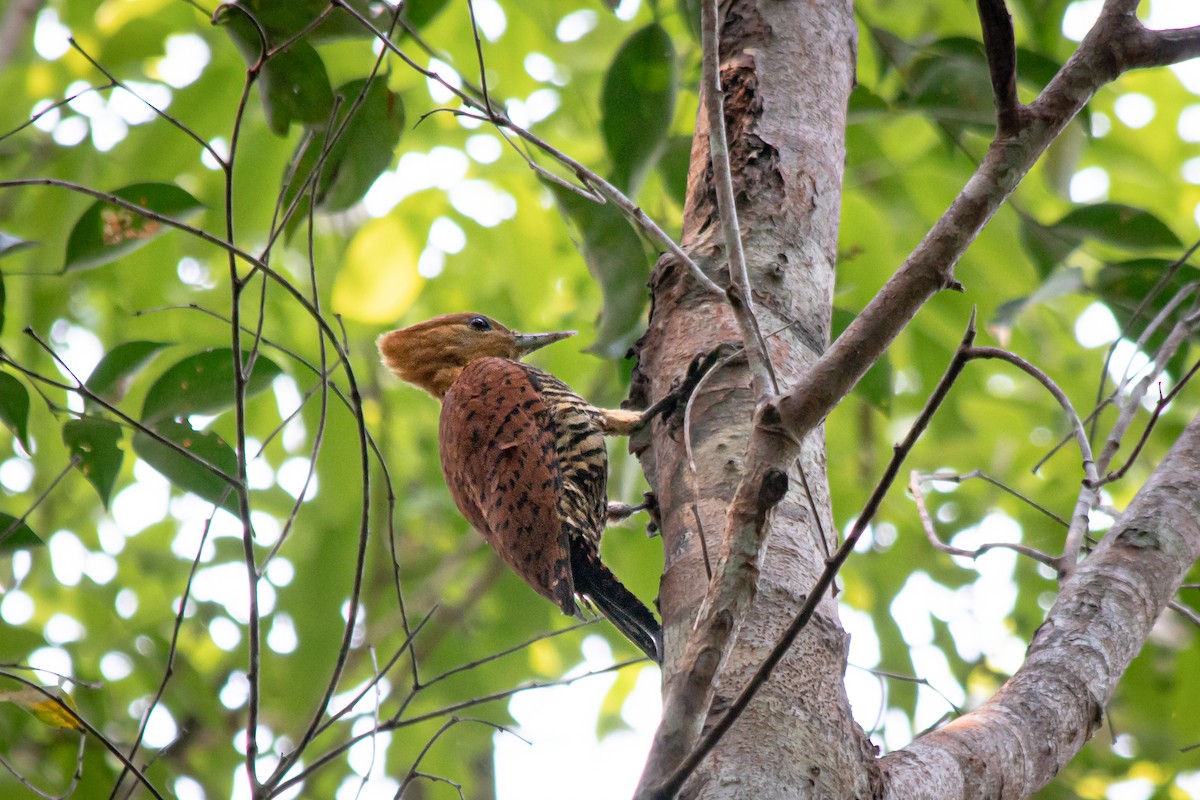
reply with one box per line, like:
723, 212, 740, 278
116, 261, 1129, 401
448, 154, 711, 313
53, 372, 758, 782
700, 0, 776, 396
1107, 355, 1200, 481
965, 346, 1098, 576
909, 471, 1058, 568
915, 468, 1070, 527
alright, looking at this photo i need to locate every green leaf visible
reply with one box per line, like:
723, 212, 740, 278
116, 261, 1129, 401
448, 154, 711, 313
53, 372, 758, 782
675, 0, 701, 42
1054, 203, 1182, 252
132, 420, 239, 512
1019, 216, 1079, 277
0, 231, 36, 260
551, 185, 653, 359
85, 341, 173, 405
217, 5, 335, 136
656, 135, 692, 208
902, 38, 994, 129
847, 85, 889, 125
232, 0, 382, 41
283, 75, 405, 232
0, 371, 31, 450
988, 267, 1085, 343
141, 349, 284, 425
62, 418, 124, 508
832, 308, 892, 413
63, 183, 203, 272
0, 513, 41, 553
601, 23, 677, 195
400, 0, 452, 30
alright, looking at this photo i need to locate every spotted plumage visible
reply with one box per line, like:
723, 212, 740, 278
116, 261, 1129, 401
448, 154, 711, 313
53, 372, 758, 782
378, 313, 662, 663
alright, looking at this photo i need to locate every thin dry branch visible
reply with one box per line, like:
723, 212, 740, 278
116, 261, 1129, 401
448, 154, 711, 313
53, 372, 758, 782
701, 0, 777, 397
909, 471, 1058, 568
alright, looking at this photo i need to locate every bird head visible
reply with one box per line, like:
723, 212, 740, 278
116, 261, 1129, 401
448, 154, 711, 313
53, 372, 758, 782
377, 312, 576, 398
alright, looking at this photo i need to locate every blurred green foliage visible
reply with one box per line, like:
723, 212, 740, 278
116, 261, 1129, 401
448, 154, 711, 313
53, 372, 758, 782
0, 0, 1197, 797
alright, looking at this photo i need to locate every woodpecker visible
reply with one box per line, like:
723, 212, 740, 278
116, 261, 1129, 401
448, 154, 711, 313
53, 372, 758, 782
378, 312, 662, 663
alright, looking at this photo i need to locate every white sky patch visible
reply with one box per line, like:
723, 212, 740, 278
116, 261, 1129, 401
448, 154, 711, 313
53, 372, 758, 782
158, 34, 211, 88
0, 457, 34, 492
496, 637, 658, 800
1179, 106, 1200, 142
209, 616, 242, 651
52, 115, 88, 147
615, 0, 641, 22
265, 557, 294, 587
472, 0, 507, 41
525, 53, 558, 83
276, 456, 318, 501
842, 605, 885, 730
267, 613, 298, 653
1113, 93, 1155, 128
100, 651, 134, 681
1107, 777, 1155, 800
111, 82, 172, 125
34, 8, 71, 60
27, 647, 73, 679
143, 704, 179, 748
426, 58, 462, 104
1, 590, 35, 625
348, 717, 392, 778
1069, 166, 1109, 202
364, 147, 470, 217
910, 644, 964, 726
525, 88, 561, 123
449, 180, 517, 227
49, 530, 87, 587
1090, 111, 1111, 137
85, 551, 118, 584
556, 10, 598, 43
466, 134, 502, 164
429, 217, 466, 253
31, 99, 61, 132
1108, 338, 1153, 388
45, 612, 85, 644
12, 550, 29, 580
1176, 772, 1200, 797
1062, 0, 1102, 42
52, 322, 103, 408
191, 562, 275, 623
1075, 301, 1119, 348
175, 776, 206, 800
221, 671, 250, 710
417, 246, 444, 278
202, 137, 228, 170
330, 676, 393, 719
116, 588, 139, 619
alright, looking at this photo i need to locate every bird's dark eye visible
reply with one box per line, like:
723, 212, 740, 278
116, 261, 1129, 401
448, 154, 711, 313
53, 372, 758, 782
468, 316, 492, 331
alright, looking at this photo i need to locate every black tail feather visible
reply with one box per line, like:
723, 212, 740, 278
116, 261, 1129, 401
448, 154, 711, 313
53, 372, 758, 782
572, 549, 663, 664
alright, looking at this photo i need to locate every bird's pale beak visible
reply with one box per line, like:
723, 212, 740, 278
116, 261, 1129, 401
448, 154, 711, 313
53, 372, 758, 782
513, 329, 576, 356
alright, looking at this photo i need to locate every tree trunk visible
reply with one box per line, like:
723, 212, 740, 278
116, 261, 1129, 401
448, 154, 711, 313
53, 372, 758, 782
630, 1, 1200, 798
630, 1, 875, 796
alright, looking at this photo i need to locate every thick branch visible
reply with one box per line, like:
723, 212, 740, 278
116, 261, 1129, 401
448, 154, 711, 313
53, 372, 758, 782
882, 409, 1200, 799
